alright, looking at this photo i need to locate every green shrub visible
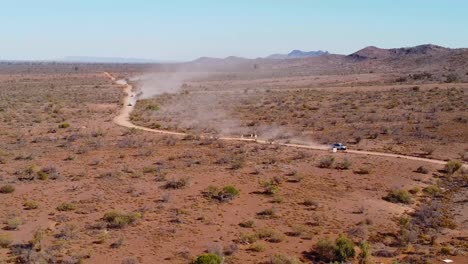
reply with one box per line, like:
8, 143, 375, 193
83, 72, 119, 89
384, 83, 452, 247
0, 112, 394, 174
335, 235, 356, 262
445, 160, 462, 174
193, 253, 222, 264
24, 201, 39, 210
0, 234, 12, 248
58, 123, 70, 129
0, 185, 15, 194
56, 202, 76, 211
103, 211, 141, 228
384, 188, 412, 204
358, 241, 371, 264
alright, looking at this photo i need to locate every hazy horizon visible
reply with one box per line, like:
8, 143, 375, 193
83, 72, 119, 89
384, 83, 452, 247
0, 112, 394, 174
1, 0, 467, 61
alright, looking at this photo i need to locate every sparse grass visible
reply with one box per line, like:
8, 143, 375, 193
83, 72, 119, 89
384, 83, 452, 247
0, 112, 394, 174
383, 188, 412, 204
56, 202, 76, 211
0, 185, 15, 194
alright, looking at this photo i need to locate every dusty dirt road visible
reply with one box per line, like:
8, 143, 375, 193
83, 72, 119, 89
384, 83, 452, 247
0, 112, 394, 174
106, 72, 459, 167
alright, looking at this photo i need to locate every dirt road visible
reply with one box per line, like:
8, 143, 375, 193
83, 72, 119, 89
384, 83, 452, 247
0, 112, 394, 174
106, 72, 458, 167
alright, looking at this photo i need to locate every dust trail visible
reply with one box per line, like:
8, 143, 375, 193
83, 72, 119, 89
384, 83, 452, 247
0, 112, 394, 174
105, 72, 457, 167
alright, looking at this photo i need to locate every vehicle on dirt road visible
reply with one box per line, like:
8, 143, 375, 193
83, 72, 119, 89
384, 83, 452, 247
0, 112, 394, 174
331, 143, 347, 150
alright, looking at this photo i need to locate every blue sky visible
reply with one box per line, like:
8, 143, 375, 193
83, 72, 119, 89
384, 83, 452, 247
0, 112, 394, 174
1, 0, 467, 61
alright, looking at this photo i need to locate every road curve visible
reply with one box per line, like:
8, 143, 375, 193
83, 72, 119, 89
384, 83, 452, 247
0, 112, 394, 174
106, 72, 457, 167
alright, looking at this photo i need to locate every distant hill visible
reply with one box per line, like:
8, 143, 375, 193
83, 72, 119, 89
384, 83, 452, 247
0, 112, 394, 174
266, 50, 329, 59
348, 44, 452, 60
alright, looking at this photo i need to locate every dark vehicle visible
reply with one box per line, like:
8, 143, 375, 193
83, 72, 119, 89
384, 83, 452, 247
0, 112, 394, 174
331, 143, 347, 150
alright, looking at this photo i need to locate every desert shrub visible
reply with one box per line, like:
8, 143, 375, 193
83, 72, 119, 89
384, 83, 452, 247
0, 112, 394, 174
164, 177, 190, 189
314, 235, 356, 262
354, 167, 371, 175
423, 185, 441, 196
24, 201, 39, 210
36, 171, 48, 181
335, 158, 352, 170
257, 207, 277, 219
335, 235, 356, 262
256, 228, 285, 243
204, 185, 240, 202
248, 242, 266, 252
445, 73, 458, 83
58, 122, 70, 129
0, 234, 12, 248
421, 145, 435, 156
318, 156, 335, 168
4, 217, 22, 230
415, 166, 429, 174
55, 224, 78, 240
440, 246, 451, 255
261, 181, 279, 195
193, 253, 222, 264
0, 185, 15, 194
103, 211, 141, 229
314, 239, 336, 262
269, 253, 302, 264
56, 202, 76, 211
288, 225, 308, 237
239, 233, 259, 244
384, 188, 412, 204
303, 199, 319, 209
445, 160, 462, 174
239, 220, 255, 228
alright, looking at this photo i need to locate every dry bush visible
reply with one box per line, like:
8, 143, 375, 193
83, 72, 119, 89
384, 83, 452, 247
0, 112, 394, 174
164, 177, 190, 189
